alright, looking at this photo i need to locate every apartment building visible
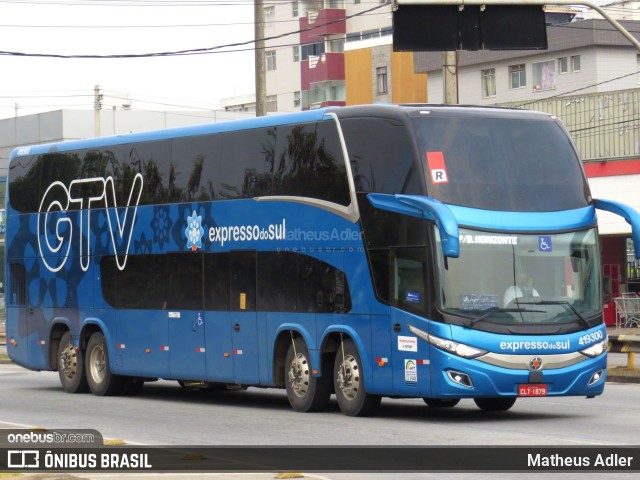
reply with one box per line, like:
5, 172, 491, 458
415, 19, 640, 105
263, 0, 426, 112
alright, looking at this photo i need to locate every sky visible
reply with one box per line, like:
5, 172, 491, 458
0, 0, 259, 119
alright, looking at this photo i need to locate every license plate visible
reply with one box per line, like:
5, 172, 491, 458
518, 384, 548, 397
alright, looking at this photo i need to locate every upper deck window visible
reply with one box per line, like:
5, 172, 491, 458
8, 120, 351, 213
412, 112, 590, 212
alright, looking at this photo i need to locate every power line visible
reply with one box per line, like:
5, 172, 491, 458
0, 3, 387, 58
0, 10, 392, 29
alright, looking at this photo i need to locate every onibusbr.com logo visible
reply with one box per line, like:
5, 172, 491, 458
3, 430, 151, 471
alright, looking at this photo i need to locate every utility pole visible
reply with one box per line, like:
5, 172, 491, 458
254, 0, 266, 117
94, 85, 102, 137
442, 51, 458, 105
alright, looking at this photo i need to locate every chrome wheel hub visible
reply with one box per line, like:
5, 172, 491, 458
89, 344, 106, 384
288, 353, 310, 397
337, 354, 359, 400
59, 344, 77, 379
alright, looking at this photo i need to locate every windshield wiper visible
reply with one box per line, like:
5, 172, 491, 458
464, 306, 545, 329
516, 300, 591, 328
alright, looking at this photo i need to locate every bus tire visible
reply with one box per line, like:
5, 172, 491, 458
285, 337, 331, 412
474, 397, 516, 411
57, 331, 89, 393
423, 398, 460, 408
334, 338, 381, 417
85, 332, 124, 396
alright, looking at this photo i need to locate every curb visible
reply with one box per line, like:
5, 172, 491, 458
606, 367, 640, 383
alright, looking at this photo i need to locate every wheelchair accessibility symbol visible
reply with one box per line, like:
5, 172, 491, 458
538, 236, 552, 253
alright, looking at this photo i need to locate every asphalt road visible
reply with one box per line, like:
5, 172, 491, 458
1, 357, 639, 479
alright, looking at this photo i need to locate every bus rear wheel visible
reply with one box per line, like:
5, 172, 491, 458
334, 338, 381, 417
284, 337, 331, 412
85, 332, 124, 396
57, 331, 89, 393
474, 397, 516, 411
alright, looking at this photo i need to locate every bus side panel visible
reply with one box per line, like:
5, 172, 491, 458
204, 311, 234, 383
390, 308, 431, 397
27, 310, 49, 371
115, 310, 169, 378
230, 311, 260, 385
370, 314, 393, 392
169, 309, 206, 380
256, 312, 270, 386
5, 306, 30, 368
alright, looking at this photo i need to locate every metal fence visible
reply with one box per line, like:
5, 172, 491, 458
500, 88, 640, 161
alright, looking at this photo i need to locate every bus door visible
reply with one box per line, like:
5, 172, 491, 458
229, 251, 260, 385
203, 253, 234, 382
167, 253, 206, 380
390, 247, 431, 396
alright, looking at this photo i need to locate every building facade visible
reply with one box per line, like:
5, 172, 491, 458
415, 19, 640, 106
263, 0, 426, 111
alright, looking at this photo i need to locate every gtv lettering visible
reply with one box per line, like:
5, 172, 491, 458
38, 174, 143, 272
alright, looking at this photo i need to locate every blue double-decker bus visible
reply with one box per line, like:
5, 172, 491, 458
6, 104, 640, 415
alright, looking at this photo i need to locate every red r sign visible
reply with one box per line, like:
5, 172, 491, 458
427, 151, 449, 184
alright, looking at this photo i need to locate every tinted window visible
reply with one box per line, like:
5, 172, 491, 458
8, 155, 41, 213
114, 254, 166, 309
167, 253, 203, 310
258, 252, 298, 312
100, 251, 352, 313
299, 254, 351, 313
100, 256, 117, 307
358, 193, 428, 249
9, 263, 26, 306
357, 193, 429, 306
9, 153, 82, 213
341, 117, 423, 195
412, 113, 590, 211
204, 253, 231, 310
367, 249, 390, 303
230, 252, 256, 311
125, 141, 172, 205
392, 247, 428, 314
81, 147, 126, 206
173, 135, 217, 202
11, 121, 351, 212
198, 122, 351, 205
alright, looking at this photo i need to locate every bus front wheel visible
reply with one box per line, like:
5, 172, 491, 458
333, 338, 381, 417
85, 332, 124, 396
57, 331, 89, 393
474, 397, 516, 411
284, 337, 331, 412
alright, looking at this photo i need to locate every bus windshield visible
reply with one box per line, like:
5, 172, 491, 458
411, 111, 590, 211
435, 228, 601, 327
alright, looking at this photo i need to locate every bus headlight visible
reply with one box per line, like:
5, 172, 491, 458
580, 339, 608, 358
429, 334, 486, 359
408, 325, 486, 359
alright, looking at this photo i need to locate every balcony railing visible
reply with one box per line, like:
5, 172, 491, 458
501, 88, 640, 161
